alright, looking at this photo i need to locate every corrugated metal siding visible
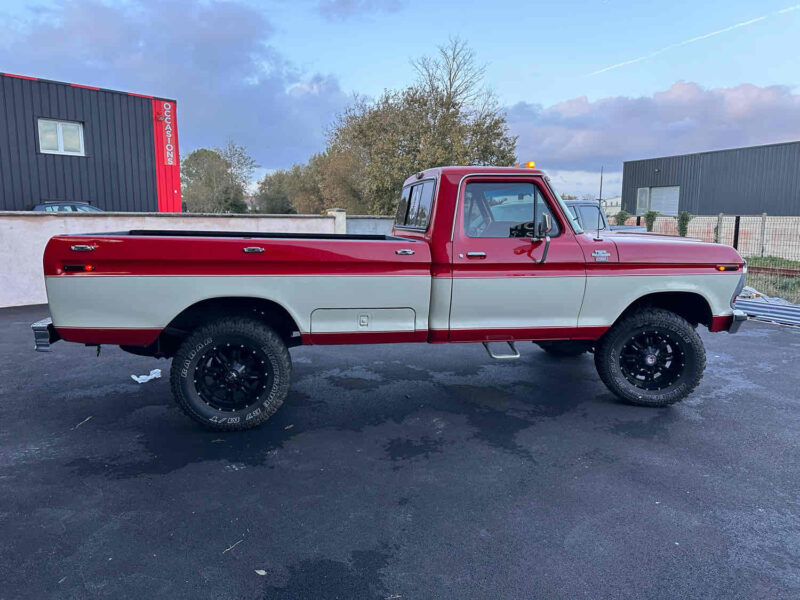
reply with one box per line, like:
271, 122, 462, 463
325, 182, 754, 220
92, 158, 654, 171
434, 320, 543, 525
0, 75, 158, 211
622, 141, 800, 216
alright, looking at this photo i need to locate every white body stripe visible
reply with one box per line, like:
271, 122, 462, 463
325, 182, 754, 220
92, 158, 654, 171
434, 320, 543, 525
46, 275, 432, 332
578, 273, 739, 327
46, 271, 740, 336
428, 277, 452, 330
449, 276, 586, 330
311, 308, 416, 333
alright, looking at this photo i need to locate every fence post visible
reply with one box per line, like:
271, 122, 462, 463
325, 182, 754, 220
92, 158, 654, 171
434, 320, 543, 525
636, 216, 641, 226
732, 215, 741, 250
716, 213, 723, 244
759, 212, 767, 257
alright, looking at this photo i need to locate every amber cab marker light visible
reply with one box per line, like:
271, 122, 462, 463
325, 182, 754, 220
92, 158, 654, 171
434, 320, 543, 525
715, 264, 739, 271
525, 160, 536, 168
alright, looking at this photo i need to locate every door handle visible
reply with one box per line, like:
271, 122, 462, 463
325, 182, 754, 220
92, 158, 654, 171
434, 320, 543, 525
243, 246, 265, 254
466, 251, 486, 259
70, 244, 96, 252
395, 249, 415, 255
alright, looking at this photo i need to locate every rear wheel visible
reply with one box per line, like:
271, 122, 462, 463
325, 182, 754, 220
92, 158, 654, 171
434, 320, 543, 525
170, 317, 291, 430
594, 308, 705, 407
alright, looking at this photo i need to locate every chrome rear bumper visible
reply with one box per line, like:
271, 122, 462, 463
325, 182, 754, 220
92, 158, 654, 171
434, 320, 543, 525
32, 318, 60, 352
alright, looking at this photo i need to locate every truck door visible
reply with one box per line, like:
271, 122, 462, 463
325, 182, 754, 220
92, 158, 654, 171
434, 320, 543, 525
448, 176, 586, 341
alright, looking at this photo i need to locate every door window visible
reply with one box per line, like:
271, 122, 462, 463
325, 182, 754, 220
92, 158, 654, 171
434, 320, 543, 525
464, 181, 560, 238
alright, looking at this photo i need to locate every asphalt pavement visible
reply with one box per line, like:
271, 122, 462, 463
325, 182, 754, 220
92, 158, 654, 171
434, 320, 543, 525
1, 304, 799, 599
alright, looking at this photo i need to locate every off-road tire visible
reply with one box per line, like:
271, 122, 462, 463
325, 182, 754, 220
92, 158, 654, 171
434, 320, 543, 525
535, 341, 589, 357
594, 308, 705, 407
170, 317, 291, 431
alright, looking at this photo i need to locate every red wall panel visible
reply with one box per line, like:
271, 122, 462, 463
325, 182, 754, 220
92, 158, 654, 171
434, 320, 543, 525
151, 99, 182, 212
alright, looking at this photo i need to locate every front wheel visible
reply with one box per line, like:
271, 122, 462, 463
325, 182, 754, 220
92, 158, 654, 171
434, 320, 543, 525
594, 308, 706, 407
170, 317, 292, 430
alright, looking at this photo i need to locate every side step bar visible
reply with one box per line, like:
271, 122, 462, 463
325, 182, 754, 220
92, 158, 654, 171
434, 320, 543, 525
482, 341, 520, 360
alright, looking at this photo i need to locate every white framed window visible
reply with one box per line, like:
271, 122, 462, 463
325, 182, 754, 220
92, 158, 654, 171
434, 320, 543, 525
636, 186, 679, 216
37, 118, 85, 156
636, 187, 650, 215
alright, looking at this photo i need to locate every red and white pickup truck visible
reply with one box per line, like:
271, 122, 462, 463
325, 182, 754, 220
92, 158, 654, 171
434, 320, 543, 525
33, 166, 747, 430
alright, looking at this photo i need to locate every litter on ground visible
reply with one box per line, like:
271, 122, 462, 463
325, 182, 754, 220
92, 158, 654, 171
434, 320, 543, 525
131, 369, 162, 384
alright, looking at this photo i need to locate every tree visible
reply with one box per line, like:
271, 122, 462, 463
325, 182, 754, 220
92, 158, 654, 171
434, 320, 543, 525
219, 141, 258, 192
677, 211, 692, 237
644, 210, 659, 232
254, 169, 295, 214
181, 144, 255, 213
323, 37, 517, 215
614, 209, 630, 226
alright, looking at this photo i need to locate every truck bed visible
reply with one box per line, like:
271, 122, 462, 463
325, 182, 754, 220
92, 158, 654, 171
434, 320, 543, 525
42, 230, 434, 347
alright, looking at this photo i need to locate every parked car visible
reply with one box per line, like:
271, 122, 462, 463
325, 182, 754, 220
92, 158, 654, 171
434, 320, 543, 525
30, 201, 103, 212
565, 200, 646, 232
33, 165, 747, 430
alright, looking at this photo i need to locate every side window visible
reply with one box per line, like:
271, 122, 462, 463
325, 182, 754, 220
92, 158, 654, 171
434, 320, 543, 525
463, 181, 560, 238
395, 180, 435, 230
394, 186, 411, 226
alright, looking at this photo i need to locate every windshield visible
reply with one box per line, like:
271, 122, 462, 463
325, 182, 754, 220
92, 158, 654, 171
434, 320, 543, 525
574, 204, 606, 231
544, 176, 583, 233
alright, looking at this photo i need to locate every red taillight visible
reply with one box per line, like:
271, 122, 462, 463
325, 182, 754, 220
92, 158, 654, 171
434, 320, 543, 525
63, 264, 96, 273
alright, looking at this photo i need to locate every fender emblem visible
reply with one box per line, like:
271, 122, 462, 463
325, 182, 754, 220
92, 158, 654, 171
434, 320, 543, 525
592, 250, 611, 262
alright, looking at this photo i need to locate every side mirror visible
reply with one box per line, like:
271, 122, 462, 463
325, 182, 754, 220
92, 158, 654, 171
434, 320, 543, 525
537, 213, 552, 238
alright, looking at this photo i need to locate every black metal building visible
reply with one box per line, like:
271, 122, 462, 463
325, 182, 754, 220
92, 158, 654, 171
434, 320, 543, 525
0, 72, 181, 212
622, 141, 800, 216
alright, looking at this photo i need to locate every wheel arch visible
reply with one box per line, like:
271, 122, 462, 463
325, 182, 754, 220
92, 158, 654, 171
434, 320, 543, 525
614, 291, 713, 330
123, 296, 303, 358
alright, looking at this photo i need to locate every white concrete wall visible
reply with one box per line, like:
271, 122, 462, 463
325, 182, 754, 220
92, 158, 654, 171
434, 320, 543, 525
346, 216, 394, 235
0, 212, 337, 308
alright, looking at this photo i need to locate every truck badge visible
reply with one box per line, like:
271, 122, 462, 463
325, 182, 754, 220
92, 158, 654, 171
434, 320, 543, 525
592, 250, 611, 262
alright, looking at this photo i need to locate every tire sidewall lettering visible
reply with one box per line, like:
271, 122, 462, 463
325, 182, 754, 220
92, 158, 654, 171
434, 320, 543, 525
180, 337, 214, 378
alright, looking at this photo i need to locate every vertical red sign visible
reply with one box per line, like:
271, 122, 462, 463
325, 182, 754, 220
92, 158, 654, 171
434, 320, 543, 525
151, 99, 182, 212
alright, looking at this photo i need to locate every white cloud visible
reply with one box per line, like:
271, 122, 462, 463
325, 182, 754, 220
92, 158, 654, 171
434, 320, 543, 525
507, 81, 800, 174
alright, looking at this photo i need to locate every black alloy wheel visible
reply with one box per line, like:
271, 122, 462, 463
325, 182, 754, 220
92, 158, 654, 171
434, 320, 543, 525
618, 330, 685, 391
194, 342, 273, 412
594, 308, 706, 407
170, 317, 292, 430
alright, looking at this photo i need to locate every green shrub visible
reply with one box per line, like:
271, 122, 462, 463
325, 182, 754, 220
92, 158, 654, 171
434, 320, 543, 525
614, 210, 630, 226
644, 210, 659, 232
677, 211, 692, 237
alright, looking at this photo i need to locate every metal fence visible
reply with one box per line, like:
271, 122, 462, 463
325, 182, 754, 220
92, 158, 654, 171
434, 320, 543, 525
643, 214, 800, 304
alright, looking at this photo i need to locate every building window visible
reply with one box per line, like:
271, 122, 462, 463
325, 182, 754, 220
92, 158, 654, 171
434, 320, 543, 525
636, 186, 679, 216
37, 119, 85, 156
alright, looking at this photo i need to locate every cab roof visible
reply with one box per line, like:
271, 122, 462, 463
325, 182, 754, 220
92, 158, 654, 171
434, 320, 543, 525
403, 166, 547, 187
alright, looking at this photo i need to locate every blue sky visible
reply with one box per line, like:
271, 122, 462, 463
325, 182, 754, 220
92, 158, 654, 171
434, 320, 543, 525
2, 0, 799, 197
